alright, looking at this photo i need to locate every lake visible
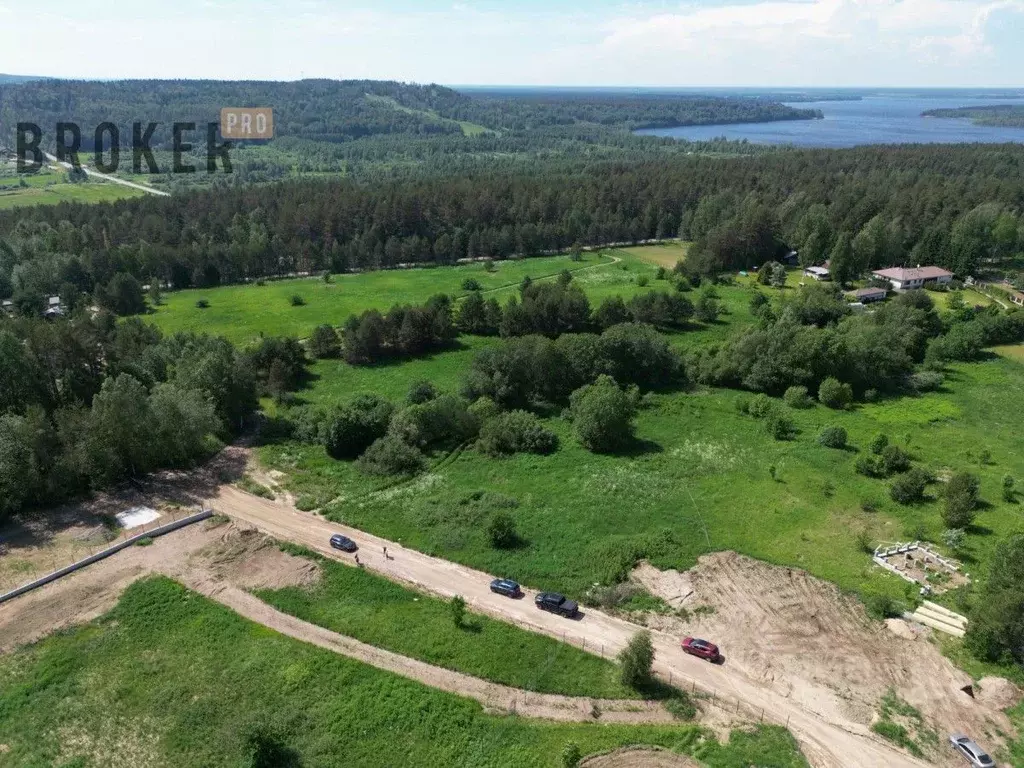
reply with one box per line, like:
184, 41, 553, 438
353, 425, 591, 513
635, 92, 1024, 147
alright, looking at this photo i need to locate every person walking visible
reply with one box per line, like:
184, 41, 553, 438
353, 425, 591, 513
354, 553, 360, 566
383, 545, 388, 559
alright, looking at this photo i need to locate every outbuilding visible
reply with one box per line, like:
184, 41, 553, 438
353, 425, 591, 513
853, 287, 887, 304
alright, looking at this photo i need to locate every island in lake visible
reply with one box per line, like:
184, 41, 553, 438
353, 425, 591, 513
922, 104, 1024, 128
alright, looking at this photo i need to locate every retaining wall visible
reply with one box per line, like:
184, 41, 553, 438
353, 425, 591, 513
0, 509, 214, 606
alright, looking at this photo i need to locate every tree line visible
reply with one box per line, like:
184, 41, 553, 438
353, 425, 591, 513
3, 141, 1023, 306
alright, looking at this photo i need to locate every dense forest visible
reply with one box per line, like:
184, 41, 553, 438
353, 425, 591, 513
0, 78, 819, 152
923, 104, 1024, 127
2, 141, 1023, 306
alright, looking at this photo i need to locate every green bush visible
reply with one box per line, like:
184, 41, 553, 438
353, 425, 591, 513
561, 742, 582, 768
870, 433, 889, 455
461, 278, 482, 291
890, 468, 928, 505
1003, 475, 1016, 503
478, 410, 558, 456
664, 693, 698, 720
290, 294, 305, 307
324, 395, 394, 459
783, 385, 812, 409
818, 377, 853, 409
879, 445, 911, 476
308, 324, 341, 359
618, 630, 654, 689
636, 274, 650, 287
406, 379, 438, 405
765, 412, 796, 441
908, 370, 943, 392
467, 396, 500, 425
855, 455, 881, 478
195, 298, 210, 309
818, 426, 847, 449
942, 471, 980, 529
388, 395, 479, 449
568, 375, 636, 453
356, 435, 425, 476
450, 595, 466, 628
487, 512, 519, 549
748, 393, 775, 418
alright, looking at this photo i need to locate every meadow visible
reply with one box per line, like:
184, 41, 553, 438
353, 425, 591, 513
0, 169, 142, 208
0, 576, 809, 768
148, 251, 651, 345
258, 548, 638, 699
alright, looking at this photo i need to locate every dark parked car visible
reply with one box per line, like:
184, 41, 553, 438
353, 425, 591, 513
490, 578, 522, 598
329, 534, 357, 553
535, 591, 579, 618
949, 734, 996, 767
681, 637, 722, 662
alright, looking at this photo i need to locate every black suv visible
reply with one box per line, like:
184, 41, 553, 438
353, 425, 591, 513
489, 578, 522, 598
535, 591, 579, 618
329, 534, 357, 552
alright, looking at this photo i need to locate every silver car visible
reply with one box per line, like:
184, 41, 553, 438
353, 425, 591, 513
949, 733, 995, 767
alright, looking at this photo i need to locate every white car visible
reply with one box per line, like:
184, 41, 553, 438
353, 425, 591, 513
949, 733, 995, 767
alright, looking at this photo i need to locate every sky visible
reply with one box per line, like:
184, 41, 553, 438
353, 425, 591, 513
4, 0, 1024, 87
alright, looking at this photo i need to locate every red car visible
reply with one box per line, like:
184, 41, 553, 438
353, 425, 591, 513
681, 637, 721, 662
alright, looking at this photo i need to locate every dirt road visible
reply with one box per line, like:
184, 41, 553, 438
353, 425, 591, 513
214, 485, 931, 768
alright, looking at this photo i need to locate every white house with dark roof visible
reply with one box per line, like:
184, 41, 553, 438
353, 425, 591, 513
872, 266, 953, 291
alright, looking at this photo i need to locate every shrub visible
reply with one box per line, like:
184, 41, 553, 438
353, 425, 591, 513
942, 528, 966, 553
461, 278, 482, 291
636, 274, 650, 287
818, 377, 853, 409
487, 512, 519, 549
748, 393, 775, 419
290, 294, 305, 306
478, 410, 558, 456
655, 266, 666, 280
942, 471, 980, 529
356, 435, 425, 476
870, 433, 889, 455
865, 593, 905, 620
908, 370, 943, 392
818, 426, 848, 449
1003, 475, 1016, 503
855, 455, 882, 478
879, 445, 911, 476
568, 375, 636, 453
388, 395, 479, 449
561, 742, 582, 768
324, 395, 394, 459
406, 379, 438, 405
195, 299, 210, 309
664, 693, 698, 720
765, 412, 796, 440
618, 630, 654, 689
308, 324, 341, 359
783, 385, 812, 409
864, 388, 880, 403
467, 396, 500, 424
450, 595, 466, 628
890, 468, 929, 505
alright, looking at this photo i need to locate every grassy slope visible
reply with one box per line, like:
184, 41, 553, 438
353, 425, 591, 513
0, 577, 809, 768
0, 172, 142, 208
257, 550, 636, 698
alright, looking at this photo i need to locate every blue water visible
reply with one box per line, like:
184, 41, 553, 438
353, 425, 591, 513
635, 93, 1024, 147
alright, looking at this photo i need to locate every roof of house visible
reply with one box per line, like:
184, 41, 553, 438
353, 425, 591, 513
872, 266, 953, 282
855, 287, 887, 297
804, 266, 830, 275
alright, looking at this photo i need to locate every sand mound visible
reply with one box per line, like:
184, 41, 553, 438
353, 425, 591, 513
884, 618, 919, 641
632, 551, 1012, 760
977, 677, 1023, 709
581, 747, 697, 768
195, 526, 320, 590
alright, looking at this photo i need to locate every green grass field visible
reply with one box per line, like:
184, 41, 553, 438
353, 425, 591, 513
258, 548, 637, 698
0, 173, 142, 209
149, 252, 627, 345
262, 349, 1024, 610
0, 576, 809, 768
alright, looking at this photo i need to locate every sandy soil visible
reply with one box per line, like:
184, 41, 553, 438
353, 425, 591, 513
632, 553, 1012, 766
581, 747, 698, 768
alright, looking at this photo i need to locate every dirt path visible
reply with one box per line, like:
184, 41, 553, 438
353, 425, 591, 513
212, 484, 930, 768
0, 522, 673, 725
191, 580, 675, 724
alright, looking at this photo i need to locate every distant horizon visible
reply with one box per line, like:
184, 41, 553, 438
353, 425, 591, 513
3, 76, 1024, 94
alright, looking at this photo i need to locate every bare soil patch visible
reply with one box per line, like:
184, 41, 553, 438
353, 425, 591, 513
632, 552, 1012, 765
581, 746, 698, 768
977, 677, 1023, 710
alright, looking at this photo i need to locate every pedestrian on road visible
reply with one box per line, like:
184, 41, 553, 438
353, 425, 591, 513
383, 545, 388, 559
354, 554, 360, 566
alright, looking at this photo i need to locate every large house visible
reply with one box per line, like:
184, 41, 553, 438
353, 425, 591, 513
1011, 291, 1024, 308
803, 265, 830, 281
872, 266, 953, 291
